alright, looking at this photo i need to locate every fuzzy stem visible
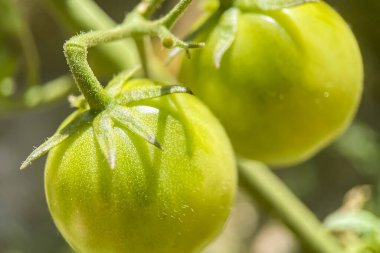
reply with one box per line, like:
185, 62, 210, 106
238, 159, 345, 253
135, 0, 166, 17
159, 0, 193, 29
64, 43, 110, 111
63, 20, 159, 111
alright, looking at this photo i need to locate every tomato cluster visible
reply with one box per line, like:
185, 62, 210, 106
23, 1, 363, 252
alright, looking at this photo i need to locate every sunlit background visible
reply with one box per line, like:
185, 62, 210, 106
1, 0, 380, 252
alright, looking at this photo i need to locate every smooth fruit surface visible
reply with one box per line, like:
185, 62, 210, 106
180, 1, 363, 166
45, 80, 237, 253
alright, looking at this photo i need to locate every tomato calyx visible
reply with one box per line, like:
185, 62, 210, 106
224, 0, 319, 11
181, 0, 320, 68
20, 66, 193, 170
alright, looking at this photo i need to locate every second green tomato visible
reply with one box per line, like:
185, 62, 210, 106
180, 1, 363, 166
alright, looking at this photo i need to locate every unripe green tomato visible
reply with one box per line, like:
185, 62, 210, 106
180, 1, 363, 166
45, 79, 237, 253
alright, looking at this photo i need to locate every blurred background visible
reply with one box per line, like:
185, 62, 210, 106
1, 0, 380, 252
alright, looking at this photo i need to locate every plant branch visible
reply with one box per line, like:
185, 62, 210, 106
43, 0, 140, 70
63, 7, 202, 111
159, 0, 193, 29
62, 16, 156, 111
135, 0, 166, 18
238, 159, 345, 253
44, 0, 188, 83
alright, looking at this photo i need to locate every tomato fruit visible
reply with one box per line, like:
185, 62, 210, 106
44, 79, 237, 253
180, 1, 363, 166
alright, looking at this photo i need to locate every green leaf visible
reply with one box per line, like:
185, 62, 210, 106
253, 0, 318, 10
93, 112, 116, 169
105, 65, 141, 97
213, 7, 239, 68
20, 111, 93, 170
111, 106, 162, 149
325, 210, 380, 235
117, 84, 192, 105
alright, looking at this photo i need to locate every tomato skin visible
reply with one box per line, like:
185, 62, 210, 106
180, 2, 363, 166
45, 80, 237, 253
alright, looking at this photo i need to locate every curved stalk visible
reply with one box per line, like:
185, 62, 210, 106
159, 0, 193, 28
135, 0, 166, 18
238, 159, 345, 253
62, 0, 203, 112
62, 20, 156, 111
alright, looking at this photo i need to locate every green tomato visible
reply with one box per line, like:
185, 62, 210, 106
180, 1, 363, 166
44, 79, 237, 253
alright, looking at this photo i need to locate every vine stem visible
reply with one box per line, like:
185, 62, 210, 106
238, 159, 344, 253
135, 0, 166, 17
63, 0, 200, 112
43, 0, 140, 70
63, 24, 145, 111
159, 0, 193, 28
62, 18, 161, 112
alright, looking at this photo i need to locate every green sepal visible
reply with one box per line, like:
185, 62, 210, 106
325, 210, 380, 252
238, 0, 319, 11
213, 7, 239, 68
20, 111, 94, 170
257, 0, 318, 10
117, 84, 192, 105
325, 210, 380, 235
111, 105, 162, 149
68, 95, 87, 110
105, 65, 141, 97
93, 112, 116, 169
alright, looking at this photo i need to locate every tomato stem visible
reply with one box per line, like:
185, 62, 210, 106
135, 0, 166, 18
158, 0, 193, 29
63, 9, 203, 111
64, 41, 111, 111
238, 159, 345, 253
63, 22, 154, 111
